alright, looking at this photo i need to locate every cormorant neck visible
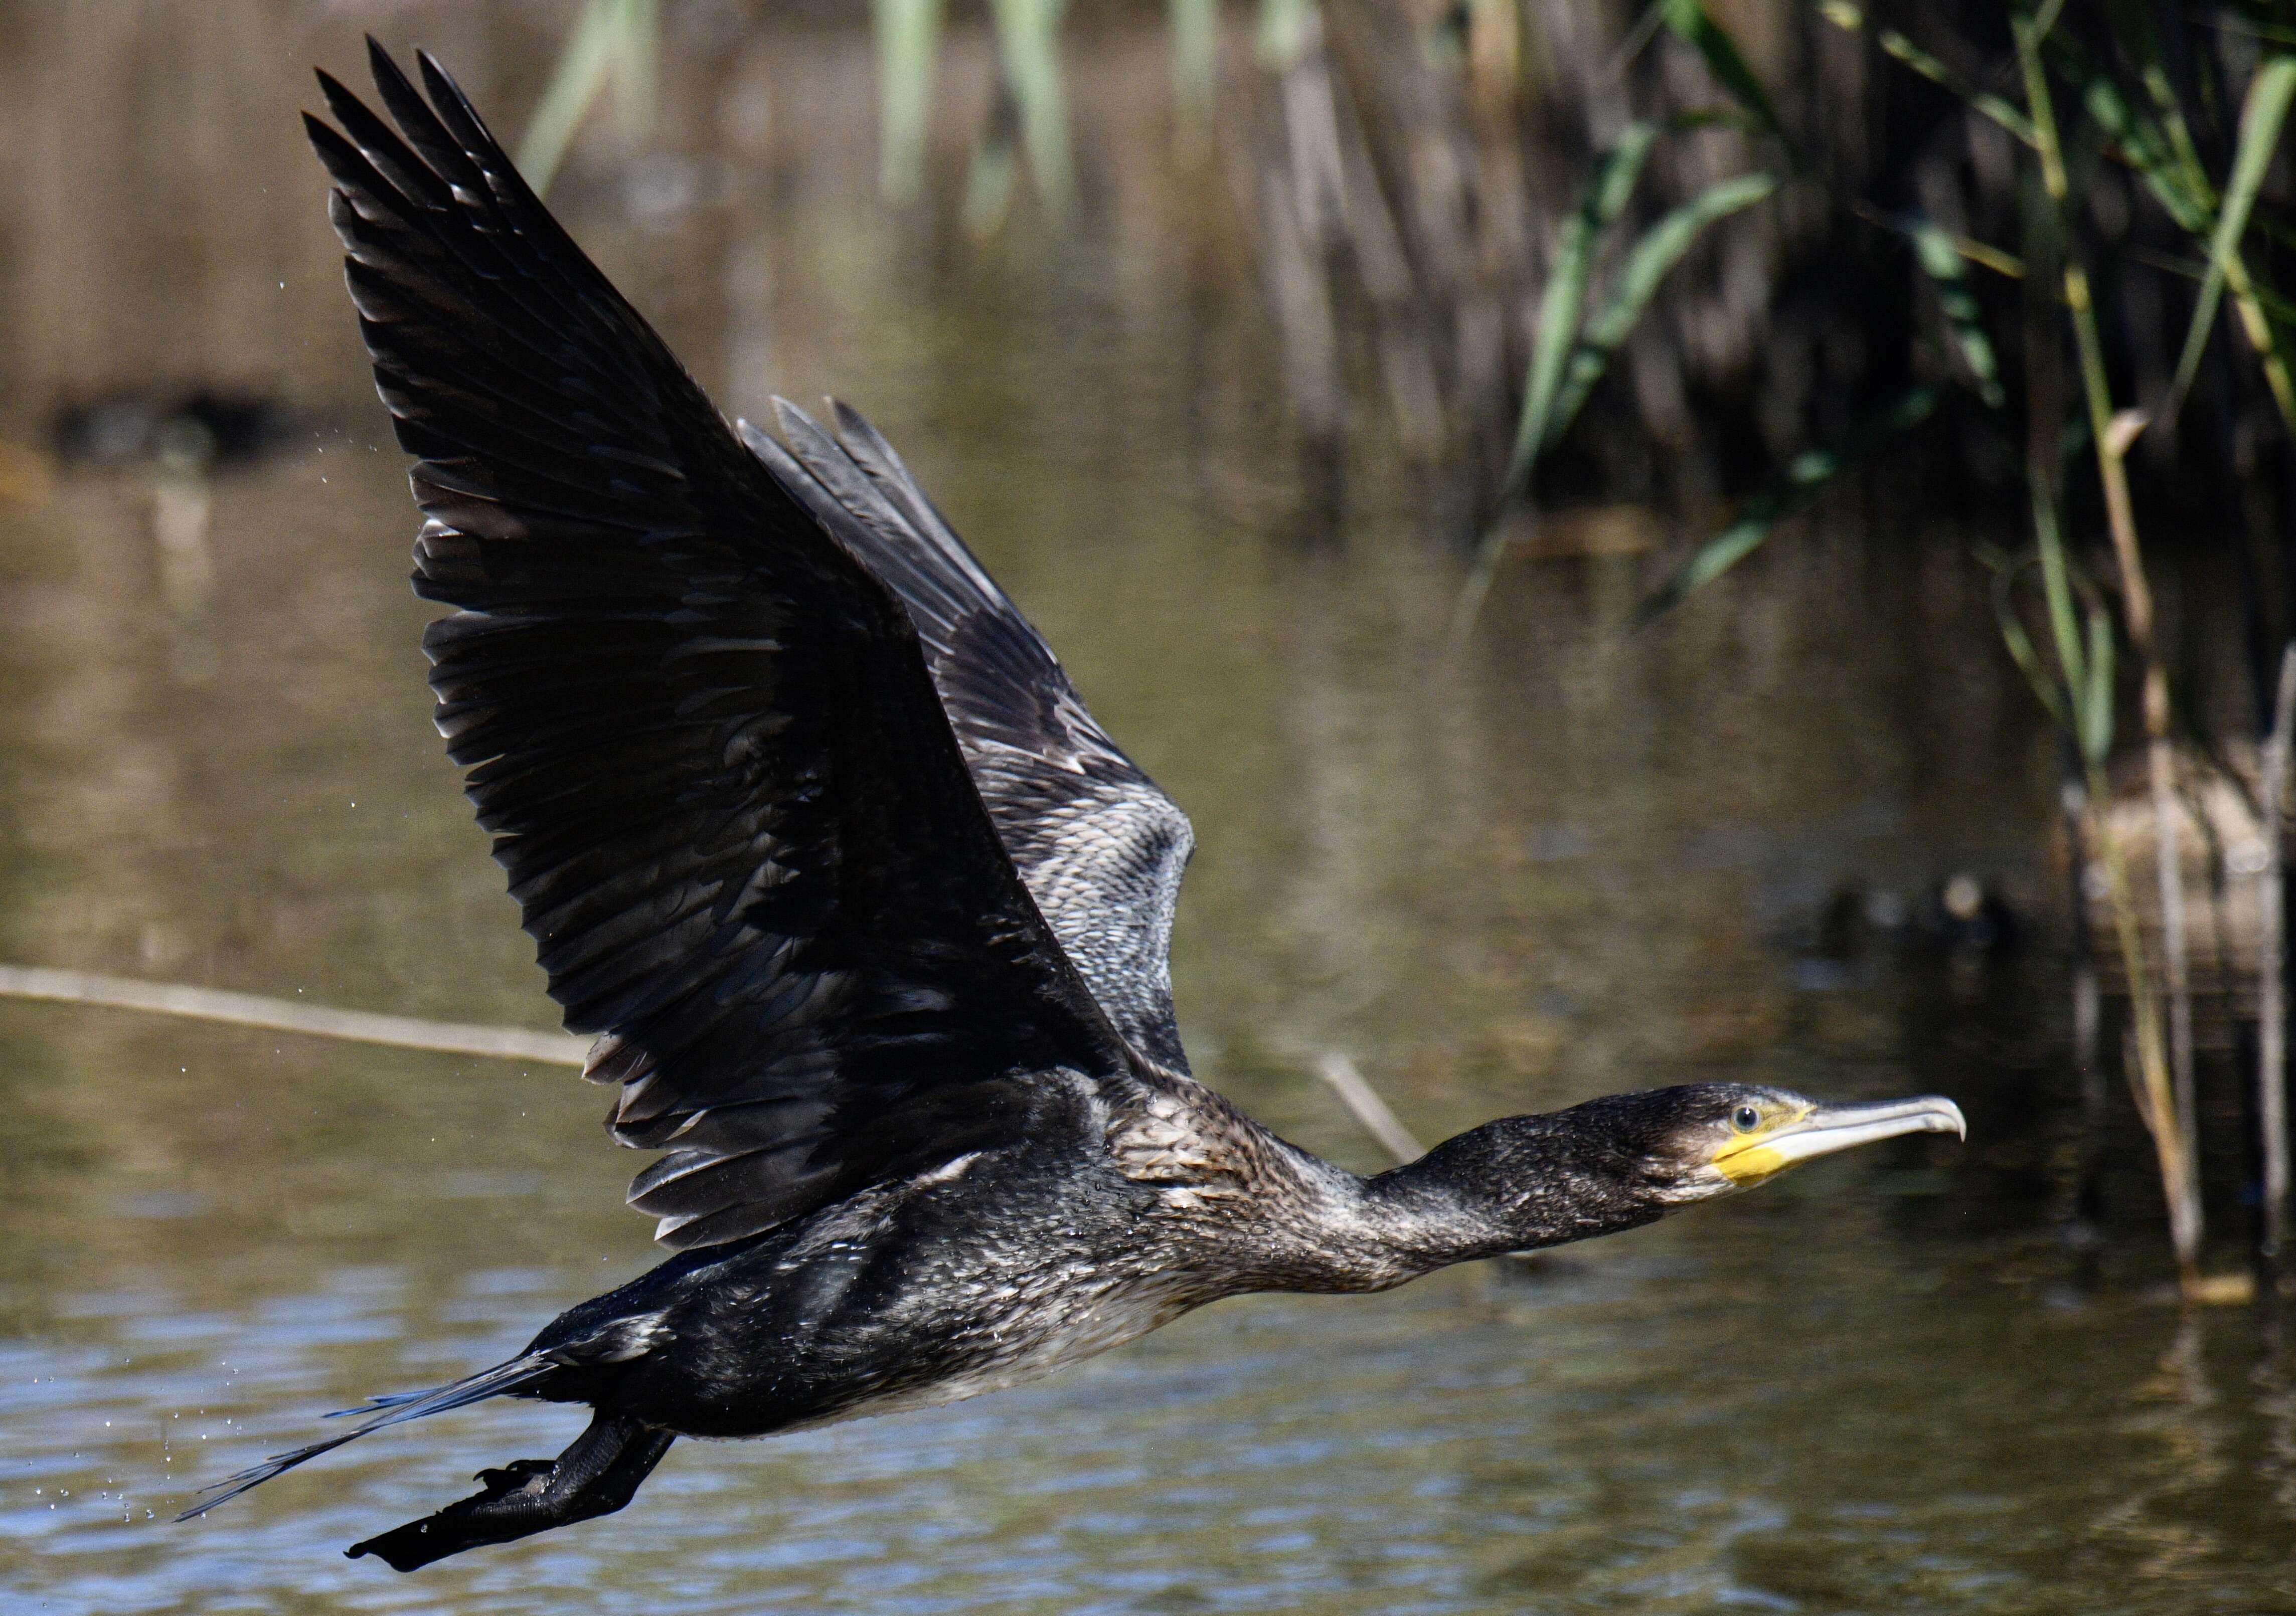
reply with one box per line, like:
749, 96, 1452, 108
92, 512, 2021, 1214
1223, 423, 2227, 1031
1270, 1083, 1964, 1290
1356, 1108, 1676, 1275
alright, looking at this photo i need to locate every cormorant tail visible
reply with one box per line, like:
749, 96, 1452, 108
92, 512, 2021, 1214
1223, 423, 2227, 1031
174, 1353, 555, 1521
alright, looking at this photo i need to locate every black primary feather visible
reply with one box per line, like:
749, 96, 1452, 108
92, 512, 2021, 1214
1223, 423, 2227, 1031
307, 39, 1140, 1251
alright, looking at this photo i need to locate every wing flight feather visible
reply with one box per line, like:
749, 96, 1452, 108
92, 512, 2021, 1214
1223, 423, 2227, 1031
307, 42, 1133, 1250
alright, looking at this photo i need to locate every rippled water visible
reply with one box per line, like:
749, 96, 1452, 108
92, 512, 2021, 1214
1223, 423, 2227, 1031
2, 5, 2289, 1612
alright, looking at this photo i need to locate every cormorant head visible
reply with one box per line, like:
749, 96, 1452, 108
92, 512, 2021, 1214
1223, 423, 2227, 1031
1378, 1082, 1966, 1265
1598, 1082, 1969, 1205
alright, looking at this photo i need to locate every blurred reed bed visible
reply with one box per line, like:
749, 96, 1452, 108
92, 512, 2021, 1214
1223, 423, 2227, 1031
514, 0, 2296, 645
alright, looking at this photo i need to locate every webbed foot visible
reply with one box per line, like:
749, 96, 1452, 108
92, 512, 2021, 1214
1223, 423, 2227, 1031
347, 1414, 676, 1572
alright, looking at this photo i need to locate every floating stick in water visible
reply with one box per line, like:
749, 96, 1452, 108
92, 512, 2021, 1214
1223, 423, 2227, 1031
0, 965, 588, 1066
1314, 1049, 1425, 1164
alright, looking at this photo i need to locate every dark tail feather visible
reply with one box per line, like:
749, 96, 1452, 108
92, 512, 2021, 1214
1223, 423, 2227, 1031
174, 1353, 554, 1521
324, 1389, 429, 1417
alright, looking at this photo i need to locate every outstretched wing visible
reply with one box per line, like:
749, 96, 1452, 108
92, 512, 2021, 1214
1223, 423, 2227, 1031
306, 42, 1135, 1251
745, 403, 1197, 1074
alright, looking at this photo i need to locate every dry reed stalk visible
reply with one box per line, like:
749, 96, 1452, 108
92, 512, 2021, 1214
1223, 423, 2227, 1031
2091, 800, 2199, 1287
2018, 9, 2203, 1294
2061, 766, 2104, 1206
2260, 644, 2296, 1263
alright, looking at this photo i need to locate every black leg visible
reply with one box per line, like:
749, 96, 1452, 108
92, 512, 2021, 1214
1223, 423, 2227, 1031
346, 1412, 676, 1572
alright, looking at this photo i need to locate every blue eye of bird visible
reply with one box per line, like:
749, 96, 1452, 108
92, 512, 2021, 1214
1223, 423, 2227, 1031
1732, 1106, 1761, 1133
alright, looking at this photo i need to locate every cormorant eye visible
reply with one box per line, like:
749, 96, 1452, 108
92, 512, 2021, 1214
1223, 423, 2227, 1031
1731, 1106, 1761, 1133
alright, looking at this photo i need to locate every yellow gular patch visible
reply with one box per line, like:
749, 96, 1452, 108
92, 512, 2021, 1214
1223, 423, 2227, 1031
1711, 1142, 1788, 1184
1708, 1104, 1814, 1184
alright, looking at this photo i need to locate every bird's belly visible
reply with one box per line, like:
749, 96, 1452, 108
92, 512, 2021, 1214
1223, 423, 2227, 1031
777, 1280, 1200, 1434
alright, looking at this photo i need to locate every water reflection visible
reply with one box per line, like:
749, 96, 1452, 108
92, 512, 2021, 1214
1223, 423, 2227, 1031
0, 3, 2288, 1612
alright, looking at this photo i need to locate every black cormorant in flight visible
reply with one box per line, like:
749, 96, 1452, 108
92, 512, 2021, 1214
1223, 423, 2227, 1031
181, 44, 1965, 1570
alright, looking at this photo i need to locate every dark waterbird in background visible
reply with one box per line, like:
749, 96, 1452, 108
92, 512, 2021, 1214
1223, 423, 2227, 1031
178, 42, 1966, 1571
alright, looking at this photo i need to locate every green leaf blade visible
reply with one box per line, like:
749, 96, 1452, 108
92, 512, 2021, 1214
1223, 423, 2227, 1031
1635, 386, 1937, 623
878, 0, 948, 202
1891, 212, 2005, 408
2167, 55, 2296, 414
1544, 172, 1778, 446
1660, 0, 1787, 147
517, 0, 622, 197
1500, 122, 1659, 498
1877, 29, 2037, 147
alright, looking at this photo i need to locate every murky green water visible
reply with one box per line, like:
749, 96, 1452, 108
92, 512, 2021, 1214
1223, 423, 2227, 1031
1, 6, 2288, 1612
